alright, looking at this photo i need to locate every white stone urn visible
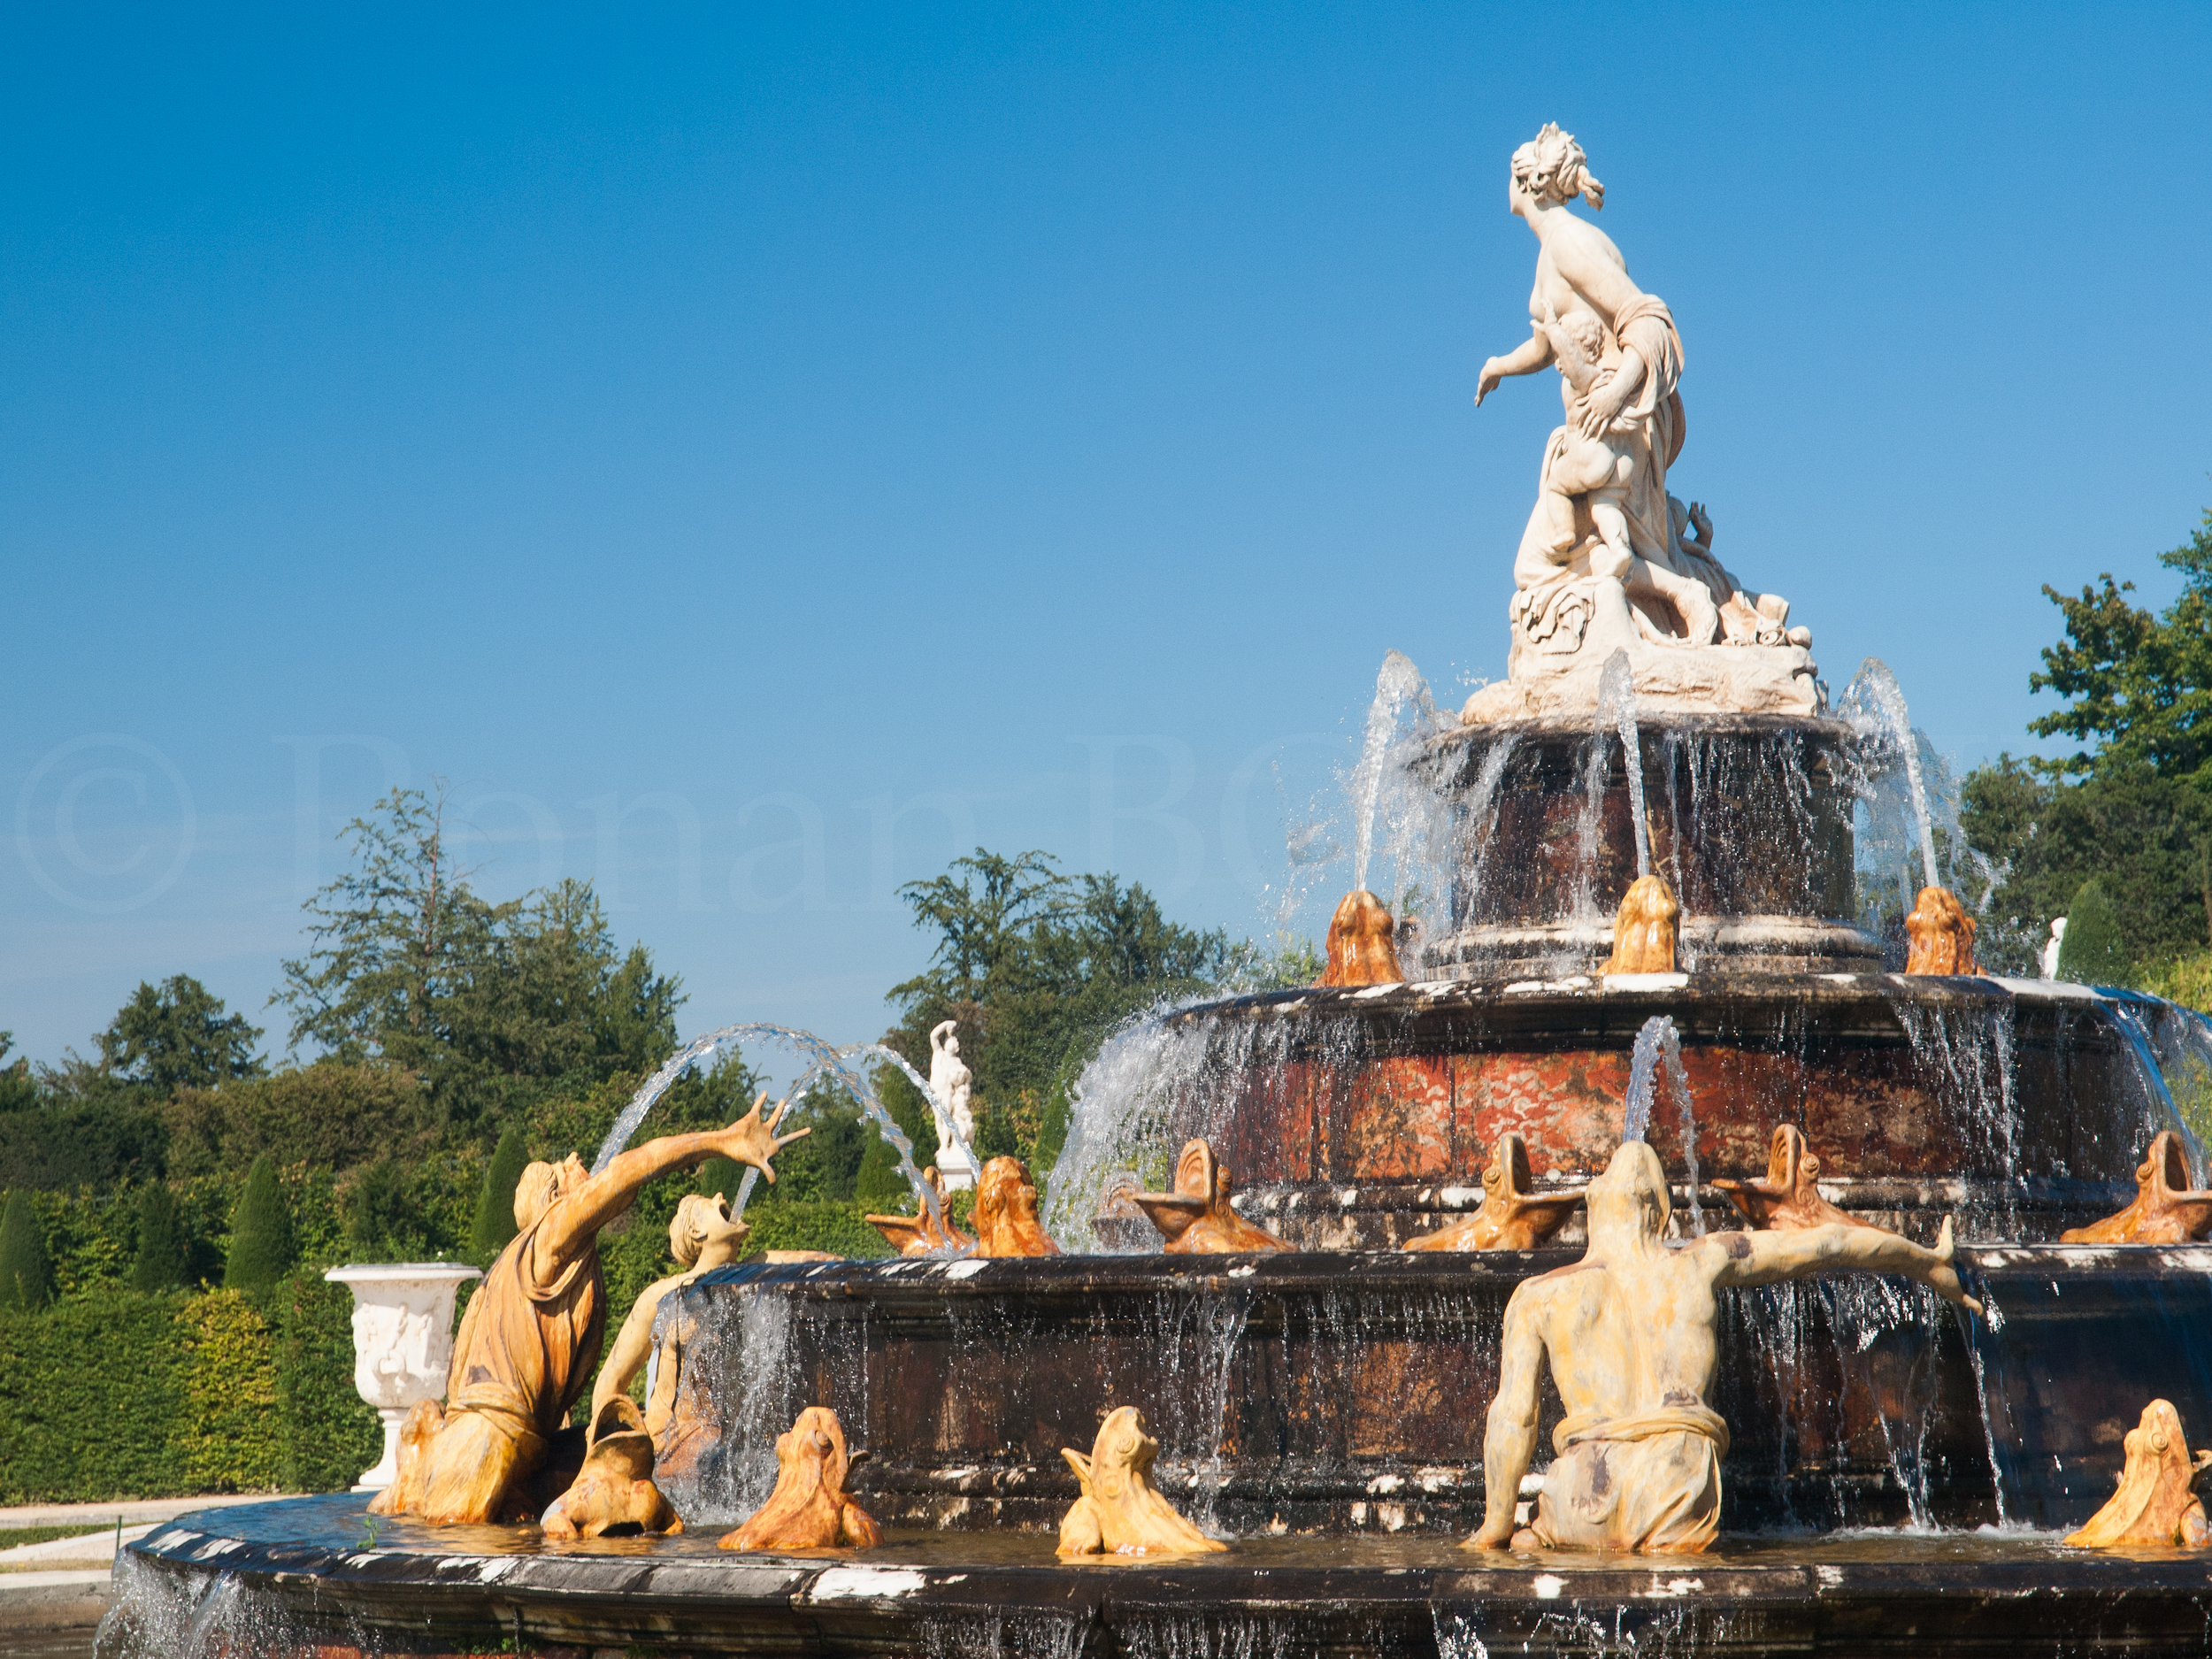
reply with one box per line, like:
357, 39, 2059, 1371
325, 1263, 481, 1491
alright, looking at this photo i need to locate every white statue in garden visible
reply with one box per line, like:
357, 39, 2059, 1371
928, 1019, 979, 1190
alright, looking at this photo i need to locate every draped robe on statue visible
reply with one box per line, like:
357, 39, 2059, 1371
1525, 1401, 1727, 1554
370, 1217, 607, 1525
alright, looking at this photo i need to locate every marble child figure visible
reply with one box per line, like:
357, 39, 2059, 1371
1469, 1141, 1980, 1554
371, 1096, 807, 1527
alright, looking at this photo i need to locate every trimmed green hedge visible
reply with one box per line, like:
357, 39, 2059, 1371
737, 1201, 896, 1262
0, 1196, 885, 1502
0, 1276, 376, 1504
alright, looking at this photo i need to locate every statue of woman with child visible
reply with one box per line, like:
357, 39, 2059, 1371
1463, 124, 1818, 723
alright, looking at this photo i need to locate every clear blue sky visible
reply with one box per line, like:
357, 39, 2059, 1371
7, 4, 2210, 1068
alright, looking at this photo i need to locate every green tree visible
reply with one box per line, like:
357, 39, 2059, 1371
274, 783, 684, 1136
0, 1034, 38, 1113
275, 780, 488, 1066
885, 849, 1238, 1173
341, 1158, 431, 1261
96, 976, 264, 1094
853, 1068, 935, 1208
1963, 508, 2212, 981
0, 1192, 54, 1310
225, 1156, 296, 1294
1962, 757, 2212, 976
2028, 510, 2212, 777
2056, 879, 2132, 987
130, 1182, 188, 1292
469, 1123, 532, 1262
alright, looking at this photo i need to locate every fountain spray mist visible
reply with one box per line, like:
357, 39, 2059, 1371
591, 1021, 956, 1240
1844, 657, 1939, 892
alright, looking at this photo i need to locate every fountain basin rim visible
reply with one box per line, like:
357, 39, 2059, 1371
680, 1240, 2212, 1301
1167, 971, 2136, 1027
1423, 710, 1862, 748
120, 1493, 2212, 1658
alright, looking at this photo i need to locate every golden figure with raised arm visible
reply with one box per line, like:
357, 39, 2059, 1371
371, 1093, 807, 1526
1468, 1141, 1979, 1555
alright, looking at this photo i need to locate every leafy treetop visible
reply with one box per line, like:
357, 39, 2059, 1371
2030, 510, 2212, 779
273, 781, 683, 1137
96, 976, 265, 1094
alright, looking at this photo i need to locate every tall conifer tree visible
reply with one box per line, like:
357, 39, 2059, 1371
225, 1156, 296, 1294
0, 1192, 54, 1310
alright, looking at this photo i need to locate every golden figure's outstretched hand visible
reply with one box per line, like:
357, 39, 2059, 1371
1924, 1217, 1983, 1316
710, 1092, 811, 1183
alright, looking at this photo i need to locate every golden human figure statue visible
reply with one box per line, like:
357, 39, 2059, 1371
586, 1189, 752, 1472
1469, 1141, 1978, 1554
370, 1094, 807, 1527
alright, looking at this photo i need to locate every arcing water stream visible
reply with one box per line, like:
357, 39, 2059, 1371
1596, 648, 1651, 881
591, 1020, 963, 1239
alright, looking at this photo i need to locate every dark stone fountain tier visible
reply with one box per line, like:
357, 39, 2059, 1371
110, 1494, 2212, 1657
1414, 713, 1875, 976
645, 1250, 2212, 1545
1127, 976, 2186, 1248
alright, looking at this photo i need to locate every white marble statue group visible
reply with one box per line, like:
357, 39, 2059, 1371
1463, 124, 1819, 725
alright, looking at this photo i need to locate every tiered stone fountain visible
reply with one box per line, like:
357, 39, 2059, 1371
104, 124, 2212, 1657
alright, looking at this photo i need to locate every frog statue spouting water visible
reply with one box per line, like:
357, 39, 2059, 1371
1057, 1406, 1226, 1557
718, 1407, 883, 1553
2065, 1400, 2212, 1549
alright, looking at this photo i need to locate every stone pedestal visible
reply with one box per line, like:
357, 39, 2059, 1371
324, 1263, 480, 1491
1416, 713, 1872, 977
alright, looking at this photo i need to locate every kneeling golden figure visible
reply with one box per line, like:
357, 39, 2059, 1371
1469, 1141, 1979, 1555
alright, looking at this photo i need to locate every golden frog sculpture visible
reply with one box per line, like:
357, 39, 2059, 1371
718, 1407, 884, 1553
1133, 1139, 1294, 1255
1602, 873, 1680, 974
2061, 1132, 2212, 1245
973, 1155, 1061, 1257
864, 1166, 973, 1256
1403, 1132, 1586, 1251
2065, 1400, 2212, 1548
1057, 1406, 1225, 1556
1318, 889, 1404, 987
540, 1396, 680, 1540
